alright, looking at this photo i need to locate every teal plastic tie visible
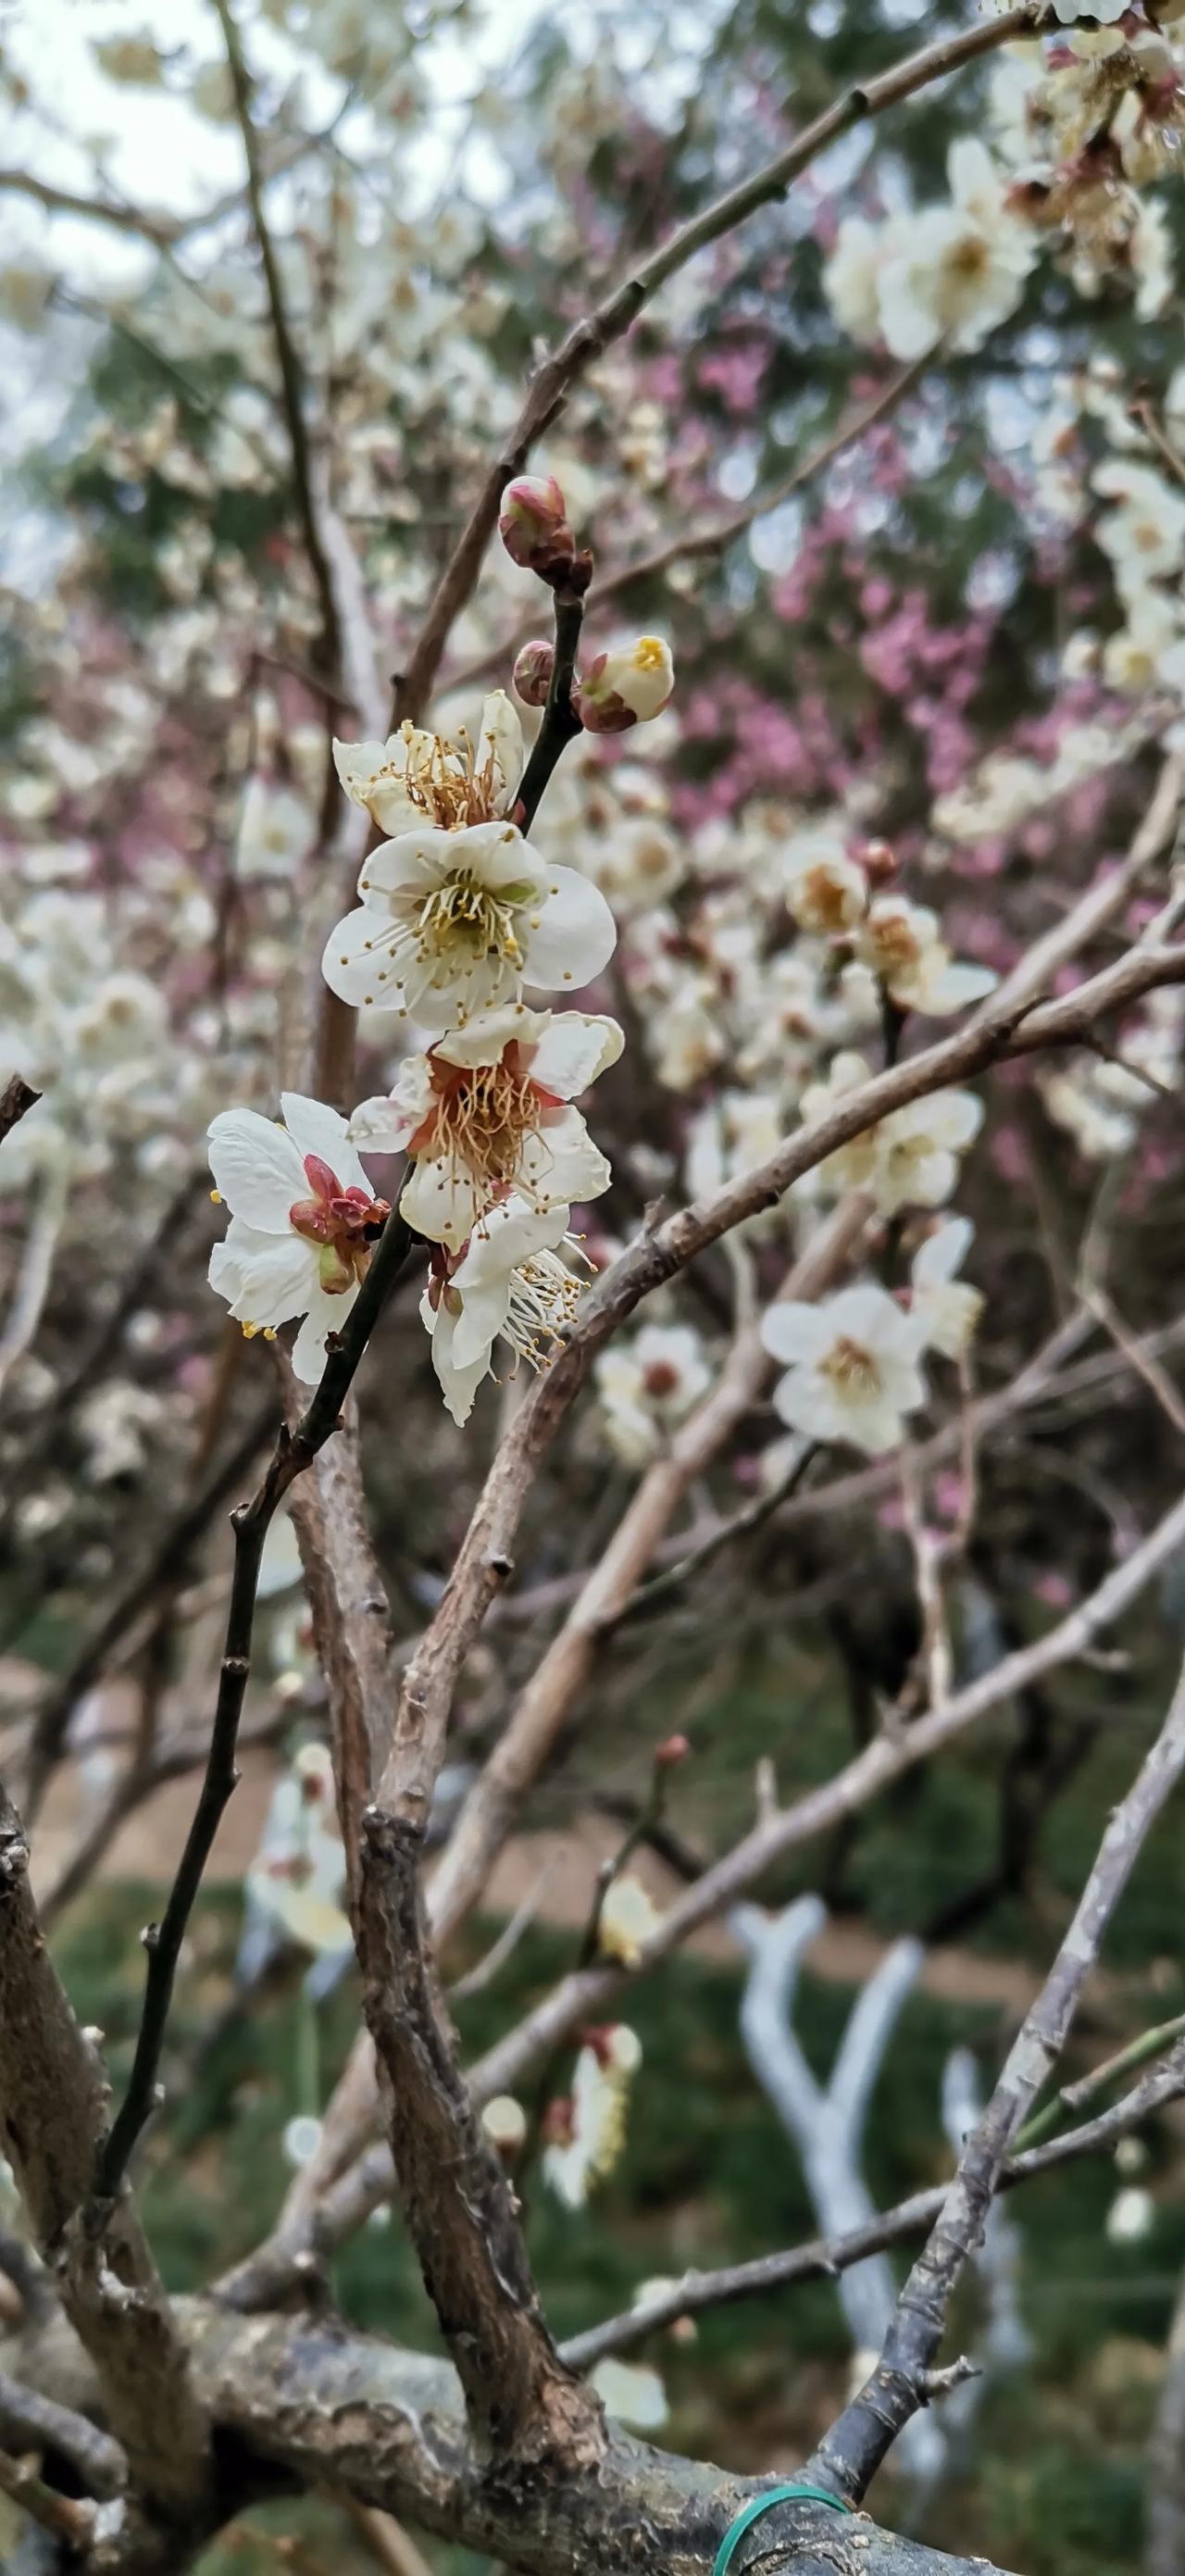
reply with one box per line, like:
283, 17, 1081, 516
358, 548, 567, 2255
712, 2482, 853, 2576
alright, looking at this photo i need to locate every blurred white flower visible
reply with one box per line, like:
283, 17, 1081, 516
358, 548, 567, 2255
597, 1875, 662, 1967
1105, 2185, 1155, 2244
910, 1219, 984, 1359
542, 2025, 642, 2209
762, 1282, 928, 1457
595, 1322, 711, 1465
854, 897, 996, 1018
236, 777, 317, 882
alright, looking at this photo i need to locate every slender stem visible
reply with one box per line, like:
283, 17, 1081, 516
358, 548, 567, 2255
557, 2047, 1185, 2370
806, 1653, 1185, 2504
0, 2448, 94, 2545
213, 0, 341, 675
1017, 2007, 1185, 2149
513, 589, 586, 832
611, 1443, 818, 1630
92, 1207, 416, 2201
391, 5, 1042, 731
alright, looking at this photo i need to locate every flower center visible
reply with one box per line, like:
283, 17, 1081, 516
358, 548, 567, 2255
398, 724, 505, 831
414, 870, 535, 967
410, 1045, 558, 1190
804, 865, 854, 931
503, 1248, 584, 1367
288, 1153, 390, 1295
820, 1335, 881, 1398
642, 1359, 681, 1400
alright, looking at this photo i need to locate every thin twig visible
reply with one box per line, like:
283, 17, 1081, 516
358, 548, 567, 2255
806, 1652, 1185, 2504
559, 2045, 1185, 2368
0, 2446, 95, 2545
446, 352, 931, 698
513, 584, 587, 832
214, 0, 341, 676
0, 2369, 126, 2498
1017, 2007, 1185, 2148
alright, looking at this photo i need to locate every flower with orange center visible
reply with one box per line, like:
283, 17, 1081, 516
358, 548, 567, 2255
207, 1094, 389, 1381
349, 1004, 623, 1250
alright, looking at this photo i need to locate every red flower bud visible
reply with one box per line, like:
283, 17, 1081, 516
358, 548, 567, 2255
512, 638, 555, 707
858, 838, 897, 885
499, 474, 575, 575
655, 1732, 691, 1767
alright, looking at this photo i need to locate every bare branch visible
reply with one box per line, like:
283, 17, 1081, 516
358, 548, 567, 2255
0, 2369, 126, 2498
551, 2046, 1185, 2366
806, 1651, 1185, 2504
92, 1208, 415, 2203
0, 1791, 209, 2512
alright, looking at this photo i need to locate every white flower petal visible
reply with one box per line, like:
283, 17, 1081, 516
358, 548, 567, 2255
761, 1300, 835, 1366
208, 1108, 306, 1229
280, 1093, 363, 1185
292, 1281, 360, 1382
209, 1222, 317, 1328
400, 1154, 484, 1249
530, 1011, 624, 1099
522, 864, 617, 991
912, 1217, 973, 1290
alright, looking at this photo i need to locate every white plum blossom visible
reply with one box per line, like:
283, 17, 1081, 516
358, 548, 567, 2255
236, 776, 317, 881
762, 1282, 928, 1457
324, 692, 616, 1028
594, 1322, 711, 1465
1094, 459, 1185, 595
207, 1094, 390, 1381
542, 2025, 642, 2209
576, 636, 675, 732
854, 896, 997, 1018
1105, 2185, 1155, 2245
822, 217, 885, 347
420, 1194, 585, 1425
596, 1874, 663, 1966
245, 1744, 351, 1958
349, 1005, 621, 1250
875, 144, 1036, 358
910, 1219, 984, 1359
799, 1053, 984, 1216
780, 828, 868, 934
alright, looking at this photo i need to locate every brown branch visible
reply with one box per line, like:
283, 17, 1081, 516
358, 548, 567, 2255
0, 1077, 39, 1147
213, 0, 341, 679
559, 2043, 1185, 2369
92, 1209, 415, 2204
468, 1478, 1185, 2111
368, 936, 1185, 1946
806, 1649, 1185, 2504
355, 1805, 603, 2463
424, 1199, 868, 1952
0, 1791, 209, 2515
391, 5, 1043, 734
446, 350, 932, 699
0, 2366, 126, 2498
